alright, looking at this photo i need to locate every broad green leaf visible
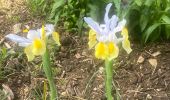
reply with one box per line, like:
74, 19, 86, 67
144, 23, 161, 43
144, 0, 154, 7
161, 15, 170, 24
140, 15, 149, 31
165, 7, 170, 12
165, 25, 170, 39
135, 0, 142, 6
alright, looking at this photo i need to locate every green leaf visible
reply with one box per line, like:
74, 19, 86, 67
50, 0, 65, 18
54, 11, 61, 25
144, 23, 161, 43
165, 25, 170, 39
113, 0, 121, 16
135, 0, 142, 6
165, 7, 170, 12
140, 15, 149, 31
144, 0, 154, 7
161, 15, 170, 24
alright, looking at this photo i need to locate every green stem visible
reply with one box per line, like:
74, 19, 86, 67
42, 48, 58, 100
105, 59, 113, 100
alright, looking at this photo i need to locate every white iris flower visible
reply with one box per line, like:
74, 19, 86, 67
6, 24, 60, 61
84, 3, 132, 60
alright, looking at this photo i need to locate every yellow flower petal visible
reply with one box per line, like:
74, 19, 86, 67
88, 40, 97, 49
107, 42, 119, 60
32, 38, 46, 55
95, 42, 108, 60
122, 39, 132, 54
52, 32, 61, 46
23, 29, 29, 33
24, 45, 35, 61
88, 29, 97, 49
121, 27, 129, 39
121, 27, 132, 54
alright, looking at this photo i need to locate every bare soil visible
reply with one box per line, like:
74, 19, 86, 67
0, 0, 170, 100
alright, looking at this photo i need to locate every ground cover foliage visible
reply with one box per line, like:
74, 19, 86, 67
27, 0, 170, 43
0, 0, 170, 99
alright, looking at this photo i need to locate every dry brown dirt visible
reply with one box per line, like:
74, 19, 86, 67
0, 0, 170, 100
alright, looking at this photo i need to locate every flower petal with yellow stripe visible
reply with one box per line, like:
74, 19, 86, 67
121, 27, 132, 54
84, 3, 132, 60
32, 38, 46, 55
88, 29, 97, 49
5, 24, 60, 61
107, 42, 119, 60
52, 32, 61, 46
95, 42, 108, 60
24, 45, 35, 61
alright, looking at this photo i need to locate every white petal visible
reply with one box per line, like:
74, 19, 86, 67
114, 19, 126, 33
84, 17, 101, 34
109, 15, 119, 31
45, 24, 54, 32
27, 30, 41, 40
44, 24, 55, 36
104, 3, 112, 24
38, 24, 54, 37
19, 43, 31, 47
6, 34, 31, 44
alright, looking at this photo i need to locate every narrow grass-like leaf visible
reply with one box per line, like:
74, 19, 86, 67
50, 0, 65, 19
43, 80, 47, 100
144, 23, 161, 43
140, 15, 149, 31
113, 0, 121, 16
161, 15, 170, 24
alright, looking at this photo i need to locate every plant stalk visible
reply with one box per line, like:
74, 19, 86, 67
105, 59, 113, 100
42, 48, 58, 100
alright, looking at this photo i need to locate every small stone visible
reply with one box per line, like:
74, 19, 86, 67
148, 59, 157, 67
152, 51, 161, 57
99, 84, 103, 89
99, 67, 104, 74
61, 91, 67, 96
93, 87, 97, 91
13, 23, 22, 33
137, 55, 145, 64
146, 94, 152, 99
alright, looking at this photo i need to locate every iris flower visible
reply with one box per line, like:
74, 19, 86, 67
84, 3, 132, 60
6, 24, 60, 61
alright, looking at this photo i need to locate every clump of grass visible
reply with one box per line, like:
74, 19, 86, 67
26, 0, 53, 18
0, 47, 8, 80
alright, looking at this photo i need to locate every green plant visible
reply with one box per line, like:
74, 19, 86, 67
6, 24, 60, 100
26, 0, 53, 17
0, 47, 8, 79
84, 3, 132, 99
125, 0, 170, 43
49, 0, 89, 34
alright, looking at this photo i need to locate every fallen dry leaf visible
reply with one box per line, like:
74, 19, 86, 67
137, 55, 145, 64
75, 53, 81, 59
13, 23, 22, 33
148, 58, 157, 67
0, 38, 5, 44
4, 42, 11, 48
152, 51, 161, 57
2, 84, 14, 100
